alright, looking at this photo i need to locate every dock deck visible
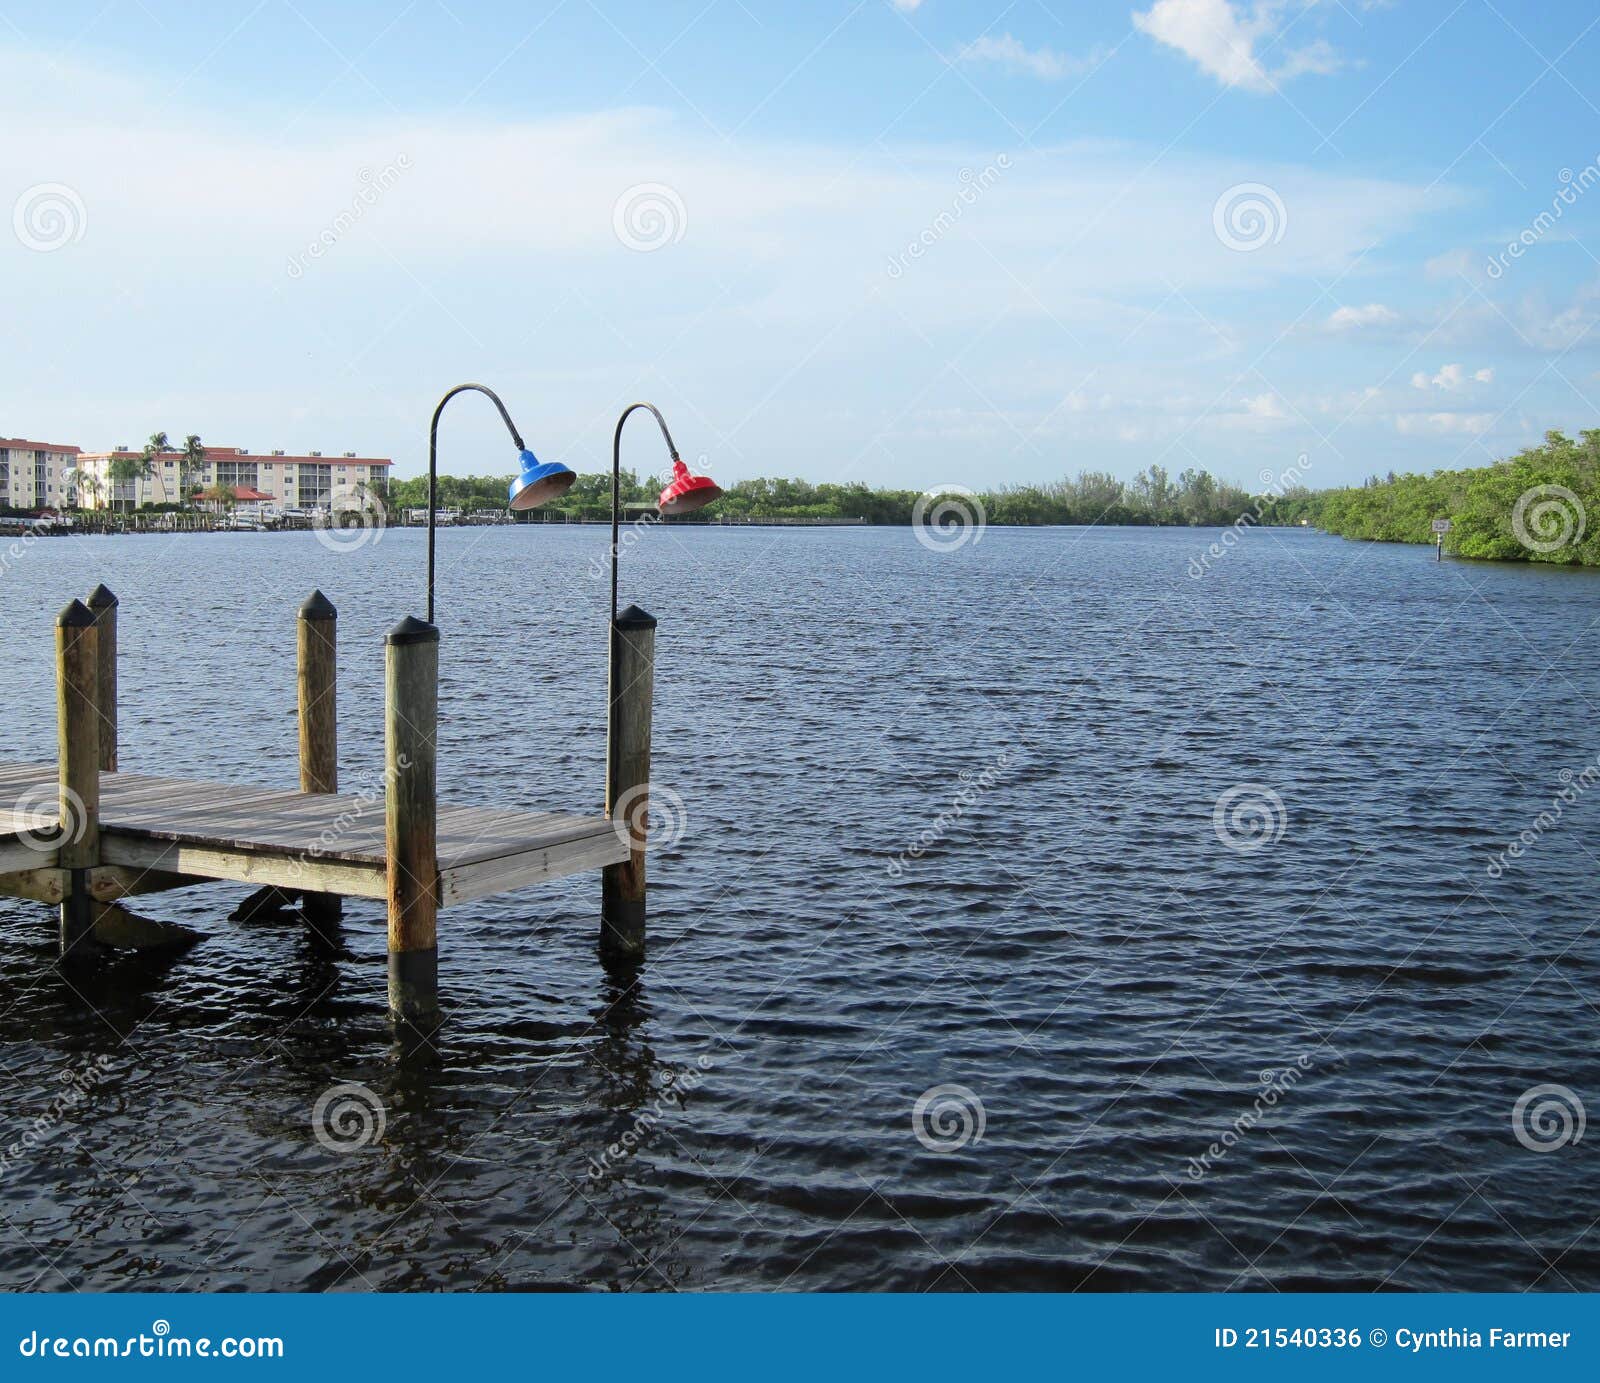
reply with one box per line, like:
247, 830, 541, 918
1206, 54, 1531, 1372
0, 761, 627, 907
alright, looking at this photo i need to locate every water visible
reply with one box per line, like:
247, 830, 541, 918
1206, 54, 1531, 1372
0, 523, 1596, 1291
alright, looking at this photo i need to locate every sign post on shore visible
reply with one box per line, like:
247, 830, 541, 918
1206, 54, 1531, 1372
1431, 517, 1451, 561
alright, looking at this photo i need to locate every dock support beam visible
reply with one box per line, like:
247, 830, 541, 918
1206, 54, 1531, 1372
56, 600, 101, 961
602, 604, 657, 962
85, 584, 117, 773
297, 591, 341, 930
385, 616, 440, 1024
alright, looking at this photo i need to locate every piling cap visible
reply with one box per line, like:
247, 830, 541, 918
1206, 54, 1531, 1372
613, 604, 658, 632
85, 583, 119, 610
57, 599, 95, 629
299, 589, 337, 622
386, 614, 440, 646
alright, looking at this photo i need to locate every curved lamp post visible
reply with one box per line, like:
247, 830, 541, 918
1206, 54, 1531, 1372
602, 403, 723, 624
503, 399, 720, 963
426, 382, 574, 623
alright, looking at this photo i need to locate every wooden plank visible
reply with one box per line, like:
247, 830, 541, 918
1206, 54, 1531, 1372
0, 863, 201, 905
440, 829, 628, 907
0, 837, 54, 874
100, 835, 388, 899
88, 865, 201, 901
0, 867, 65, 903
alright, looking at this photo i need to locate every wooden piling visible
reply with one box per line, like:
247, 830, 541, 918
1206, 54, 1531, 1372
602, 604, 657, 961
297, 591, 338, 795
85, 584, 117, 773
56, 600, 101, 960
384, 616, 439, 1022
297, 591, 341, 929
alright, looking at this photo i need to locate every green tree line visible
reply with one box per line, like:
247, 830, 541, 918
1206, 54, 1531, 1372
1261, 429, 1600, 565
386, 464, 1274, 527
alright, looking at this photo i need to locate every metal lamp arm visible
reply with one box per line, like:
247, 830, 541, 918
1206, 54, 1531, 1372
610, 402, 680, 626
426, 383, 528, 624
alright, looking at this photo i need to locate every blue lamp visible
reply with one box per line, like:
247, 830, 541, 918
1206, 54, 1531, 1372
424, 383, 574, 623
509, 448, 576, 512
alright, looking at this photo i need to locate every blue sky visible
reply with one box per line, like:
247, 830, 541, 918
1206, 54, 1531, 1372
2, 0, 1598, 489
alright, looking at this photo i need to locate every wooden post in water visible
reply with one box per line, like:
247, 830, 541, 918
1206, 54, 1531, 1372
85, 584, 117, 773
384, 616, 439, 1023
56, 600, 101, 960
602, 605, 657, 962
297, 591, 341, 929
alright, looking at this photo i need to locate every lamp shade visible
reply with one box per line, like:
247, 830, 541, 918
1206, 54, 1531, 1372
508, 450, 576, 511
658, 457, 722, 516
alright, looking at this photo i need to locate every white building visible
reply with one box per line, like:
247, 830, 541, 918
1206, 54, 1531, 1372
75, 445, 392, 511
0, 438, 81, 511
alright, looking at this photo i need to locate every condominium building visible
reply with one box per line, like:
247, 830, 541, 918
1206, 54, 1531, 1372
0, 438, 81, 510
74, 446, 392, 511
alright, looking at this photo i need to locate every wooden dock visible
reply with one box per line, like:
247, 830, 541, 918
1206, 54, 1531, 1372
0, 763, 626, 906
0, 586, 661, 1027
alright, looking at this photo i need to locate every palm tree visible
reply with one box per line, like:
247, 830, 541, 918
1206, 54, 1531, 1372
179, 434, 205, 508
106, 453, 152, 513
63, 467, 100, 510
141, 431, 172, 505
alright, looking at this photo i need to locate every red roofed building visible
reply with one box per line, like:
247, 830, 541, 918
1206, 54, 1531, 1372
75, 445, 392, 511
0, 438, 81, 510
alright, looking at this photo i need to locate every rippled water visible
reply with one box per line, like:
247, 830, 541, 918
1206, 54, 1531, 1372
0, 523, 1596, 1291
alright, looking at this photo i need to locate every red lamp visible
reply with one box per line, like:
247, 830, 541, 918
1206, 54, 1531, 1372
657, 456, 722, 517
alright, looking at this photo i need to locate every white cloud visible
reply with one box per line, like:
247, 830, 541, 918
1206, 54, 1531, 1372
891, 0, 925, 10
1325, 303, 1397, 331
956, 33, 1107, 79
1245, 391, 1288, 418
1395, 412, 1496, 435
1411, 363, 1493, 392
1132, 0, 1342, 93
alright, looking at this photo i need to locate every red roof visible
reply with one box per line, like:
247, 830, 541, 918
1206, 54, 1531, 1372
79, 445, 390, 468
0, 439, 80, 454
196, 486, 275, 502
